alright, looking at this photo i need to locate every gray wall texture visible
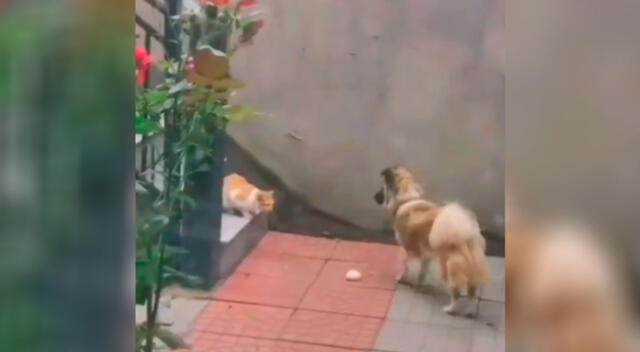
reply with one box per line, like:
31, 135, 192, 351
229, 0, 504, 236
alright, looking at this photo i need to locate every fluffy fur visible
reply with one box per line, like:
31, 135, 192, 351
431, 204, 490, 301
223, 173, 275, 217
506, 197, 632, 351
374, 166, 490, 314
429, 203, 478, 248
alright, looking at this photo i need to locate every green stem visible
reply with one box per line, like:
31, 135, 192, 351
144, 298, 153, 352
144, 214, 155, 352
150, 234, 166, 335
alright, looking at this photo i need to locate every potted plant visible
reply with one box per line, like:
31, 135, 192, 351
135, 0, 265, 351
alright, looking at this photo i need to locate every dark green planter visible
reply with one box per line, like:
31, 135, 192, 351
180, 128, 226, 287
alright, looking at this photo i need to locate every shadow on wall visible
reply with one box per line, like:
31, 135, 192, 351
224, 136, 504, 257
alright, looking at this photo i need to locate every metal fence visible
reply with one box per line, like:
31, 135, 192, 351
135, 0, 166, 184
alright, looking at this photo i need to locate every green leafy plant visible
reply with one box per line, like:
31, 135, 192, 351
135, 1, 265, 351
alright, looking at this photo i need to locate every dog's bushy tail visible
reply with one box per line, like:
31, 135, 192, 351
431, 203, 490, 288
467, 236, 491, 285
446, 239, 491, 295
429, 203, 479, 248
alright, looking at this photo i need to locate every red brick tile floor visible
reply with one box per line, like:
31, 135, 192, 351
189, 232, 405, 351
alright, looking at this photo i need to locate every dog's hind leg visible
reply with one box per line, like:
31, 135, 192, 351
443, 289, 461, 314
468, 285, 477, 298
465, 285, 481, 318
417, 258, 430, 287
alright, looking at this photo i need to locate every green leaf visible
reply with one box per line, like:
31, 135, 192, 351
135, 287, 150, 306
135, 260, 150, 280
160, 97, 177, 113
240, 19, 264, 43
192, 163, 212, 174
177, 193, 197, 209
138, 214, 170, 240
229, 105, 260, 122
135, 116, 162, 136
144, 90, 170, 106
150, 215, 170, 227
168, 80, 191, 95
156, 60, 179, 75
204, 4, 218, 19
135, 260, 155, 304
165, 245, 189, 258
164, 265, 204, 287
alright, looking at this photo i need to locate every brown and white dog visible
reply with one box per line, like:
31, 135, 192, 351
374, 166, 490, 314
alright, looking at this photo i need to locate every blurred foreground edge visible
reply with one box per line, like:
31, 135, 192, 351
506, 195, 637, 352
0, 1, 134, 352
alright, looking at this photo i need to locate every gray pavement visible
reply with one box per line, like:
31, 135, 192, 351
374, 257, 505, 352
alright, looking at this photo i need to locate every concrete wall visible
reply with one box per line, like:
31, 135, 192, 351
229, 0, 505, 236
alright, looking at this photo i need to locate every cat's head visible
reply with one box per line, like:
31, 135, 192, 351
257, 190, 276, 212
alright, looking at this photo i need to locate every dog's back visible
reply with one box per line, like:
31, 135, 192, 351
394, 200, 440, 258
429, 203, 479, 247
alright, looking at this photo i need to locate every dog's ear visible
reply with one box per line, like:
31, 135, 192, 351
381, 167, 397, 192
374, 188, 384, 205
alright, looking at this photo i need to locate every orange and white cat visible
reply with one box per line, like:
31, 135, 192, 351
222, 173, 275, 217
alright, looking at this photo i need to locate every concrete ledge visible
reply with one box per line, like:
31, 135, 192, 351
146, 213, 269, 340
180, 212, 268, 288
218, 212, 268, 280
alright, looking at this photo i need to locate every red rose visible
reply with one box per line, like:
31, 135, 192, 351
135, 47, 153, 88
237, 0, 258, 11
200, 0, 230, 7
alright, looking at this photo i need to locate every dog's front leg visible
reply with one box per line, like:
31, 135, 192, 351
396, 252, 418, 287
396, 261, 412, 286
